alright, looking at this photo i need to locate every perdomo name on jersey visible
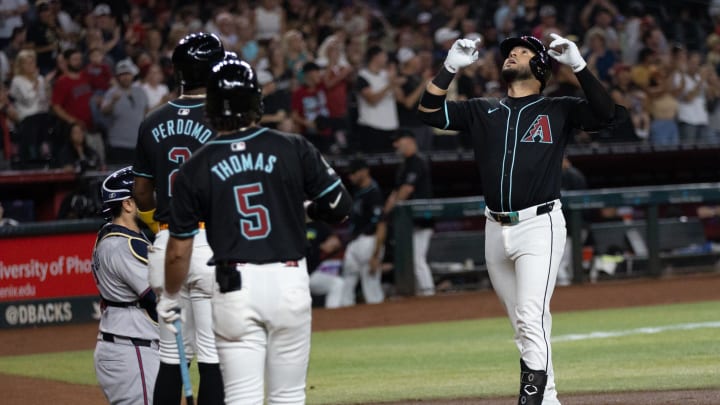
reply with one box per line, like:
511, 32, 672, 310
211, 153, 278, 181
151, 119, 213, 144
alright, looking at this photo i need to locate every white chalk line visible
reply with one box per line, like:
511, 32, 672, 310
552, 321, 720, 342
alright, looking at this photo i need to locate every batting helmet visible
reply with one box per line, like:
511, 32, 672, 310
205, 59, 263, 123
500, 35, 551, 90
172, 32, 225, 91
100, 166, 134, 217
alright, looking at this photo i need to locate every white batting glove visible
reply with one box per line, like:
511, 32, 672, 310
156, 292, 183, 334
547, 33, 587, 72
444, 38, 482, 73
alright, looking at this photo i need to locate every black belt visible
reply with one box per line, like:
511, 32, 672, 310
488, 201, 555, 225
102, 298, 139, 308
101, 332, 155, 347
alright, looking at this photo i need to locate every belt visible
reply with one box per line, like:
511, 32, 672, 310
159, 221, 205, 231
101, 332, 156, 348
487, 200, 557, 225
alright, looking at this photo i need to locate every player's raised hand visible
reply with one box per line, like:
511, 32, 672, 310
547, 33, 587, 72
157, 292, 184, 333
444, 37, 482, 73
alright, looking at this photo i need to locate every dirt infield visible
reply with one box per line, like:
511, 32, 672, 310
2, 272, 719, 404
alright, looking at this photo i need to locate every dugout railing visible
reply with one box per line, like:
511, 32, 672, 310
392, 183, 720, 296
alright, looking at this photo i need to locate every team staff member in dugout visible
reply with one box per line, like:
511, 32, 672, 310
418, 33, 619, 405
158, 59, 352, 405
132, 32, 225, 405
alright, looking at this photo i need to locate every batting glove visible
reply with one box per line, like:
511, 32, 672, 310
547, 33, 587, 72
444, 38, 482, 73
156, 292, 183, 334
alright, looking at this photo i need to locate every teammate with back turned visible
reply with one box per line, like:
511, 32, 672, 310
132, 32, 226, 405
159, 59, 352, 405
92, 166, 159, 405
418, 34, 622, 405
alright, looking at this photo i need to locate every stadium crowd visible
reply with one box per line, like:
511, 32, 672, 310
0, 0, 719, 171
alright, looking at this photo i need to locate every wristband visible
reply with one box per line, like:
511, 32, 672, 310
431, 66, 456, 90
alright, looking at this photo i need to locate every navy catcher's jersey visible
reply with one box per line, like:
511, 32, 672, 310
350, 180, 384, 238
439, 94, 607, 212
169, 127, 345, 264
133, 98, 216, 223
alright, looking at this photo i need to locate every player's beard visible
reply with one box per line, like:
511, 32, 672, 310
501, 64, 534, 85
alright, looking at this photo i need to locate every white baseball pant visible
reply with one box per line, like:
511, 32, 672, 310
212, 259, 312, 405
484, 200, 566, 405
340, 234, 384, 306
309, 258, 345, 308
148, 229, 219, 364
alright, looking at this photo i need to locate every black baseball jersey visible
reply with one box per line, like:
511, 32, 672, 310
396, 153, 433, 228
425, 93, 609, 212
350, 180, 384, 238
133, 98, 216, 223
169, 126, 345, 264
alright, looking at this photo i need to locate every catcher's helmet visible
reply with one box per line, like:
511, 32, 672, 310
205, 59, 263, 121
172, 32, 225, 91
500, 35, 551, 90
101, 166, 134, 216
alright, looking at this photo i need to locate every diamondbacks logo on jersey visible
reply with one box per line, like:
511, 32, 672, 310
520, 115, 553, 144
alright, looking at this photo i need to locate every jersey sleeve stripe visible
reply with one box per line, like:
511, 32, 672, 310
314, 179, 342, 199
443, 100, 450, 129
170, 229, 199, 239
132, 171, 154, 178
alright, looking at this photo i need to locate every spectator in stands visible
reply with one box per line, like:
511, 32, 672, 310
291, 61, 332, 153
340, 158, 386, 306
93, 4, 124, 64
621, 1, 646, 65
54, 122, 100, 173
0, 83, 19, 164
5, 26, 27, 63
379, 130, 435, 296
9, 50, 52, 163
532, 5, 558, 41
583, 27, 617, 84
396, 47, 434, 152
647, 63, 681, 145
0, 0, 28, 51
673, 50, 714, 144
306, 220, 345, 309
610, 63, 650, 141
237, 16, 260, 66
283, 29, 313, 83
581, 1, 620, 53
101, 58, 148, 165
631, 47, 658, 90
85, 47, 113, 134
141, 63, 170, 111
494, 0, 524, 41
318, 34, 353, 153
254, 0, 286, 44
52, 48, 98, 159
26, 0, 61, 75
355, 45, 402, 153
513, 0, 540, 36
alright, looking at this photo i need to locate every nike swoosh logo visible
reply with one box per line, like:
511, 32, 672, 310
488, 107, 499, 114
329, 192, 342, 209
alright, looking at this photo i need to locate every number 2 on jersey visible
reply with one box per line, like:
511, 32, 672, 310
234, 183, 271, 239
167, 147, 192, 197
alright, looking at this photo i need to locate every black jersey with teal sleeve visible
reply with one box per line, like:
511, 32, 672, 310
132, 98, 216, 223
169, 127, 349, 264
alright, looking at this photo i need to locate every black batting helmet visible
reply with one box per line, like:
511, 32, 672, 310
205, 60, 263, 126
500, 35, 551, 91
172, 32, 225, 92
100, 166, 134, 218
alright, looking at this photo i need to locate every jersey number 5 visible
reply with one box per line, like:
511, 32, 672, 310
167, 147, 192, 197
234, 183, 271, 240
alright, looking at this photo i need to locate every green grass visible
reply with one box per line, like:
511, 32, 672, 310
1, 301, 719, 404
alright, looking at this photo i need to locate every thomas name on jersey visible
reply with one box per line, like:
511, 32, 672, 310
151, 118, 213, 144
211, 153, 278, 181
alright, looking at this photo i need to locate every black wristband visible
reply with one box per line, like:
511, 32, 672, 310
431, 66, 456, 90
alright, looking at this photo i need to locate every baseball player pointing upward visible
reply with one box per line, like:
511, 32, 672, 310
419, 34, 618, 405
161, 60, 352, 405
